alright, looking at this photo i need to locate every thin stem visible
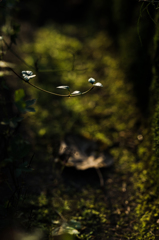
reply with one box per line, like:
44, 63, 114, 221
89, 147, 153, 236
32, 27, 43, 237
28, 82, 71, 97
38, 68, 88, 73
96, 168, 104, 187
55, 210, 66, 221
70, 86, 94, 97
8, 67, 95, 97
81, 86, 94, 95
3, 38, 33, 69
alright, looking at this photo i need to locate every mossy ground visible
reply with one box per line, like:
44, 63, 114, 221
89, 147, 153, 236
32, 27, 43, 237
2, 3, 159, 239
8, 19, 157, 239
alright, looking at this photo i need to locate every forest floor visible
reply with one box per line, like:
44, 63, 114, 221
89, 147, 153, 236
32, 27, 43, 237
17, 148, 138, 240
1, 21, 156, 240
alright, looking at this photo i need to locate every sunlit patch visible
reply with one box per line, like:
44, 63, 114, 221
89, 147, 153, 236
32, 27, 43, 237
39, 128, 46, 136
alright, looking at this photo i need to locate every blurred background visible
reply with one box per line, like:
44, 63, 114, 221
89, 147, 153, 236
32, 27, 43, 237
0, 0, 157, 239
3, 0, 154, 153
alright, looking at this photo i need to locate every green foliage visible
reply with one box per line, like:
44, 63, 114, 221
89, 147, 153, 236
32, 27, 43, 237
19, 26, 139, 147
1, 116, 23, 128
126, 10, 159, 239
51, 220, 81, 236
14, 89, 36, 113
1, 0, 159, 239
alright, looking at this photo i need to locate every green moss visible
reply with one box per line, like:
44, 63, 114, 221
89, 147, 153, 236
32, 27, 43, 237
13, 2, 159, 239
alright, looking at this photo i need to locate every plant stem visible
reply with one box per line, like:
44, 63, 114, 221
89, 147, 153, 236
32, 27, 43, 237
8, 67, 95, 97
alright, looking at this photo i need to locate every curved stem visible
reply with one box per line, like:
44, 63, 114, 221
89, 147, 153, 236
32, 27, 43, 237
3, 39, 34, 69
70, 86, 94, 97
28, 82, 70, 97
82, 86, 94, 95
9, 67, 94, 97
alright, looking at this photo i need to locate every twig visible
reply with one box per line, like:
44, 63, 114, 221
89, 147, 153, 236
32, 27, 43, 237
55, 210, 66, 221
8, 67, 95, 97
95, 168, 104, 187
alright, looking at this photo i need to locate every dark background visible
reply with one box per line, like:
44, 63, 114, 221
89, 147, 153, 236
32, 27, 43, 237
16, 0, 155, 114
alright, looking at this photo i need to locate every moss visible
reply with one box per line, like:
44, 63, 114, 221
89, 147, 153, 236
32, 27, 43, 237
9, 2, 159, 239
126, 11, 159, 239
